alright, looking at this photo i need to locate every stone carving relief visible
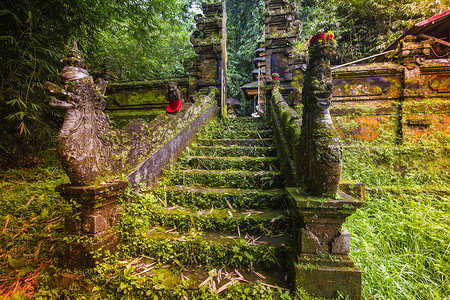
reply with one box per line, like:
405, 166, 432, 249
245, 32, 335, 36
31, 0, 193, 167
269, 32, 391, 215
45, 42, 208, 186
333, 78, 392, 97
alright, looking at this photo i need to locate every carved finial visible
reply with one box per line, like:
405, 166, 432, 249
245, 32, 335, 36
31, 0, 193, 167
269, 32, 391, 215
60, 40, 89, 82
67, 40, 82, 62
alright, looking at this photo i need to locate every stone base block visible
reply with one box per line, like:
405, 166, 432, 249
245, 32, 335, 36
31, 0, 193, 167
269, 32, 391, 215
55, 181, 127, 269
290, 254, 362, 300
56, 231, 120, 269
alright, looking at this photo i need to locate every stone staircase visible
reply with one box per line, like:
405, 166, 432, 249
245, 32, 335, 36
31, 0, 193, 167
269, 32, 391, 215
120, 117, 292, 295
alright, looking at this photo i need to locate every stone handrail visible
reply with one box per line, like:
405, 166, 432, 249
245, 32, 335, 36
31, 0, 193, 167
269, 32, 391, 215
126, 89, 217, 188
268, 86, 365, 200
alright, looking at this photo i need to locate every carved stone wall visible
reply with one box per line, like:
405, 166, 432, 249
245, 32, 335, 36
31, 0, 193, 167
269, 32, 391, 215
332, 51, 450, 145
264, 0, 302, 97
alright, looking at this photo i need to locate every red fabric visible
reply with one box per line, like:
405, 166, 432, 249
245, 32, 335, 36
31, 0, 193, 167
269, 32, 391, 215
310, 32, 334, 45
166, 98, 182, 113
272, 76, 279, 80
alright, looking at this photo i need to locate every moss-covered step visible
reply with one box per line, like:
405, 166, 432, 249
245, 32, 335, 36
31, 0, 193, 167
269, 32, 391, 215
139, 205, 290, 237
197, 138, 275, 147
168, 169, 284, 189
95, 258, 291, 299
177, 156, 280, 171
221, 117, 269, 125
202, 129, 273, 139
121, 226, 289, 271
154, 186, 287, 209
188, 146, 277, 158
217, 122, 271, 131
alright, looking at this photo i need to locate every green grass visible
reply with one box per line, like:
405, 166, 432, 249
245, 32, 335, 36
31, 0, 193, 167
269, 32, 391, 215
0, 163, 71, 298
345, 190, 449, 300
342, 145, 450, 300
0, 145, 449, 299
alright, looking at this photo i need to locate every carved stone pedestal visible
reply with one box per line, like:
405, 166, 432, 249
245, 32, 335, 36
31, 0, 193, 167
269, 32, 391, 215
286, 187, 364, 300
56, 181, 128, 269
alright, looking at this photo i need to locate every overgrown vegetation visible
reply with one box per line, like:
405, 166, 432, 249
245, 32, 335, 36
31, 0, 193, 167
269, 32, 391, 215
295, 0, 449, 63
341, 145, 450, 300
0, 155, 70, 297
0, 0, 197, 158
1, 119, 449, 299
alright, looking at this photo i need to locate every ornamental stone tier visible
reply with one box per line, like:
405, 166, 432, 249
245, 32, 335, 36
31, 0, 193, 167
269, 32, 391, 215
289, 33, 363, 300
189, 2, 227, 97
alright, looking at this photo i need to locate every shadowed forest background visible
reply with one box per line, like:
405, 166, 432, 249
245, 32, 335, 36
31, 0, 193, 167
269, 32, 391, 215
1, 0, 448, 161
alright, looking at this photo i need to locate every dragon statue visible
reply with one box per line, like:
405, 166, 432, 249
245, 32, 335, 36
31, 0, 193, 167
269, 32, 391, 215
299, 32, 342, 197
45, 41, 195, 186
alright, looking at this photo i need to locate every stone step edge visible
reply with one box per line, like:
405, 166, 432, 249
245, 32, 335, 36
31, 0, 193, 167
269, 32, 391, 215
144, 205, 290, 236
168, 169, 284, 189
123, 225, 290, 271
142, 226, 290, 248
191, 145, 277, 149
204, 128, 273, 133
153, 186, 287, 210
179, 156, 279, 162
162, 185, 285, 195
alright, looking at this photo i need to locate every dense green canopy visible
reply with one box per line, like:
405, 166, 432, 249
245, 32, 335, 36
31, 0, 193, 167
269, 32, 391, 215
296, 0, 449, 63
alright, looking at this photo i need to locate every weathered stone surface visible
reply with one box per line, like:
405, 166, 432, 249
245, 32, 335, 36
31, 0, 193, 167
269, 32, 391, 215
331, 37, 450, 146
429, 75, 450, 93
298, 33, 342, 197
286, 188, 364, 254
56, 230, 120, 269
189, 1, 227, 103
57, 181, 127, 236
292, 254, 362, 300
56, 181, 127, 269
300, 229, 321, 254
286, 187, 364, 299
331, 230, 350, 254
127, 95, 217, 188
83, 215, 107, 234
333, 78, 391, 97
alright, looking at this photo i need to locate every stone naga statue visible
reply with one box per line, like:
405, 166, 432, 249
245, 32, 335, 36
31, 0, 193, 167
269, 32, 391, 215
44, 41, 158, 186
45, 42, 209, 187
299, 32, 342, 197
44, 41, 115, 186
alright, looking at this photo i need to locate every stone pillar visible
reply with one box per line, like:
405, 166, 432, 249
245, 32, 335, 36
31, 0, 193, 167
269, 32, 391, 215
287, 188, 364, 300
190, 1, 227, 108
264, 0, 302, 100
396, 35, 432, 144
289, 33, 364, 299
56, 181, 128, 269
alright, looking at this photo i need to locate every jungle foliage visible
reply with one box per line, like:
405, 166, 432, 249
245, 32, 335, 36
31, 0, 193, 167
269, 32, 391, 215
226, 0, 265, 115
0, 0, 196, 158
295, 0, 450, 63
224, 0, 450, 113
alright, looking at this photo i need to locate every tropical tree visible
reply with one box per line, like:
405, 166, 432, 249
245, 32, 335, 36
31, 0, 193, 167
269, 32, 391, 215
226, 0, 265, 115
